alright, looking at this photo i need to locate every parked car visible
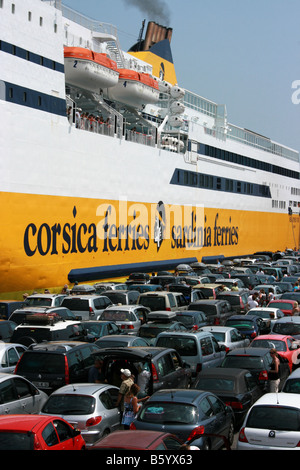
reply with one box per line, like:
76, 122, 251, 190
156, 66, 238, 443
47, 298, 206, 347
0, 414, 85, 450
0, 320, 17, 342
268, 299, 297, 316
188, 300, 235, 326
90, 430, 185, 450
70, 284, 96, 295
25, 293, 67, 307
273, 281, 294, 293
253, 284, 283, 298
201, 326, 250, 353
227, 274, 260, 289
137, 291, 185, 312
127, 272, 150, 284
237, 393, 300, 450
101, 290, 140, 305
0, 343, 27, 373
249, 334, 300, 372
224, 314, 270, 340
14, 341, 101, 394
95, 334, 150, 348
281, 368, 300, 393
220, 347, 290, 391
168, 283, 206, 303
138, 311, 188, 345
10, 314, 88, 346
127, 284, 162, 293
9, 306, 81, 325
0, 373, 48, 414
271, 316, 300, 339
216, 290, 249, 314
148, 275, 180, 289
130, 388, 235, 450
192, 367, 263, 429
191, 283, 224, 299
0, 301, 26, 320
280, 292, 300, 302
61, 295, 113, 320
81, 320, 121, 342
175, 311, 208, 330
40, 383, 121, 446
98, 305, 149, 335
246, 307, 285, 329
92, 346, 192, 393
155, 330, 226, 379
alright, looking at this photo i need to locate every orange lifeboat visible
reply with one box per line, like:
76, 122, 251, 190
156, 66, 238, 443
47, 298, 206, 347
105, 69, 160, 108
64, 47, 119, 92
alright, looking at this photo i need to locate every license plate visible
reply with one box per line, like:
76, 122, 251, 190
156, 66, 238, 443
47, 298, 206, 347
33, 381, 49, 388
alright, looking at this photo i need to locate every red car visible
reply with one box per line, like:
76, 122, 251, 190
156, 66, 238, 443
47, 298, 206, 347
89, 430, 184, 450
268, 299, 296, 316
249, 334, 300, 372
0, 415, 86, 450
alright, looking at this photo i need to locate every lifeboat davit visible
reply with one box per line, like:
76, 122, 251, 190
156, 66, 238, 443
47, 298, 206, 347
105, 69, 160, 108
64, 47, 119, 92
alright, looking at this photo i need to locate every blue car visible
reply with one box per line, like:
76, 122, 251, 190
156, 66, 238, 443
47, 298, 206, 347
224, 314, 269, 340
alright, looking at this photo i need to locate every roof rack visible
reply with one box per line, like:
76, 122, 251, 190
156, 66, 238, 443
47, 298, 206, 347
22, 313, 63, 326
147, 311, 176, 322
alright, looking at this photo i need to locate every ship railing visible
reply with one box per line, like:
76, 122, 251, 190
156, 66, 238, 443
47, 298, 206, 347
125, 129, 156, 147
78, 118, 115, 137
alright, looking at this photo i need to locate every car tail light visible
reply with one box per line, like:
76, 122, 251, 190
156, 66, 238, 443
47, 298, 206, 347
225, 346, 230, 354
86, 416, 102, 427
258, 370, 268, 381
166, 307, 171, 311
225, 401, 243, 410
214, 317, 220, 325
192, 325, 198, 330
187, 425, 205, 442
33, 436, 42, 450
89, 307, 95, 316
151, 363, 159, 382
238, 427, 248, 443
64, 356, 70, 384
130, 422, 136, 430
121, 324, 134, 329
250, 332, 257, 338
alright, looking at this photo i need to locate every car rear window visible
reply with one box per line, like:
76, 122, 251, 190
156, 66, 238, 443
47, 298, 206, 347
61, 299, 89, 311
246, 405, 300, 431
195, 377, 234, 392
0, 432, 33, 450
27, 297, 52, 307
101, 310, 135, 321
16, 352, 65, 374
283, 379, 300, 394
272, 323, 300, 335
222, 355, 264, 369
156, 336, 197, 356
226, 320, 255, 330
139, 402, 198, 424
139, 297, 166, 310
251, 339, 287, 351
139, 325, 165, 339
42, 394, 94, 415
11, 327, 52, 343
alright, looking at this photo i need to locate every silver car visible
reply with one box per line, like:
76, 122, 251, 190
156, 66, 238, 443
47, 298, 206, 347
0, 373, 48, 414
0, 343, 27, 373
99, 305, 149, 334
40, 383, 121, 446
201, 326, 250, 352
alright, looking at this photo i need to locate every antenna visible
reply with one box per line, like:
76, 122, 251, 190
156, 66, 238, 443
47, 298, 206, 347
137, 19, 145, 51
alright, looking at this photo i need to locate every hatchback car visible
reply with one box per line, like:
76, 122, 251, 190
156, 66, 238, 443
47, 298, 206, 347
249, 334, 300, 372
268, 299, 298, 316
216, 290, 249, 314
271, 316, 300, 339
193, 367, 263, 429
175, 311, 208, 330
0, 373, 48, 415
99, 305, 149, 335
188, 300, 235, 326
282, 368, 300, 393
130, 389, 234, 450
220, 347, 290, 392
138, 311, 188, 345
14, 341, 101, 394
224, 314, 270, 340
9, 306, 81, 325
61, 295, 113, 320
90, 430, 184, 450
101, 290, 140, 305
0, 343, 27, 373
0, 414, 85, 450
95, 335, 150, 348
137, 291, 183, 312
40, 383, 121, 446
201, 326, 250, 353
237, 393, 300, 450
25, 293, 67, 308
92, 347, 192, 394
246, 307, 285, 328
81, 320, 120, 342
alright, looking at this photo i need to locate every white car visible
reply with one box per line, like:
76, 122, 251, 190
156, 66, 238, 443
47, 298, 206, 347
0, 343, 27, 373
237, 393, 300, 450
247, 307, 285, 328
201, 326, 250, 352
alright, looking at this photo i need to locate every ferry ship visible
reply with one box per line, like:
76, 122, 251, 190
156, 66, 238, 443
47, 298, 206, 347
1, 0, 299, 297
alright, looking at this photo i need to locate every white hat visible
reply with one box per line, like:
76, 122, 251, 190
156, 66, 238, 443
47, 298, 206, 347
121, 368, 131, 377
189, 446, 200, 450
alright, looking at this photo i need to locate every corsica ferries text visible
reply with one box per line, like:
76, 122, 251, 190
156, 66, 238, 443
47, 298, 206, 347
23, 204, 239, 257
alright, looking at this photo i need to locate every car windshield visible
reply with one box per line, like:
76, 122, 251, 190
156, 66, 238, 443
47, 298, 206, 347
175, 315, 195, 326
195, 377, 234, 391
27, 297, 52, 306
42, 394, 95, 415
101, 311, 135, 321
156, 336, 197, 356
222, 355, 264, 369
62, 299, 89, 311
0, 432, 33, 450
139, 402, 198, 424
251, 339, 287, 351
272, 323, 300, 335
246, 405, 300, 431
16, 353, 65, 373
226, 320, 255, 330
283, 379, 300, 394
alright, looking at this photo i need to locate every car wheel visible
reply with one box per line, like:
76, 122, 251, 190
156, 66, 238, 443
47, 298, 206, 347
227, 421, 235, 447
201, 439, 210, 451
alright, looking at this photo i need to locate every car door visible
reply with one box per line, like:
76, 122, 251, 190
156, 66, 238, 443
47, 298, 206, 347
13, 376, 43, 413
206, 394, 232, 449
99, 387, 121, 432
211, 336, 226, 365
156, 352, 178, 388
1, 345, 25, 373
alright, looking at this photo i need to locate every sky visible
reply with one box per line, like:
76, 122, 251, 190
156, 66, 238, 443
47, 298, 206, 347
62, 0, 300, 154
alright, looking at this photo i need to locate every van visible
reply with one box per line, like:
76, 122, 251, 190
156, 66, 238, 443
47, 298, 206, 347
61, 295, 113, 320
0, 301, 27, 320
137, 291, 181, 311
191, 284, 223, 299
155, 330, 226, 379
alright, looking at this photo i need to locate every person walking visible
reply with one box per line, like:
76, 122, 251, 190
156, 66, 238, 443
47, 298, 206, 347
268, 348, 280, 392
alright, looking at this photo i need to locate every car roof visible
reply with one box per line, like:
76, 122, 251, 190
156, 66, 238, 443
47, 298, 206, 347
196, 367, 249, 379
202, 325, 237, 333
50, 383, 118, 395
27, 341, 90, 352
0, 414, 54, 431
92, 346, 173, 360
156, 330, 212, 338
251, 392, 300, 408
0, 342, 26, 350
148, 388, 208, 404
91, 430, 178, 449
252, 334, 293, 341
274, 316, 300, 323
103, 305, 142, 311
285, 368, 300, 380
226, 347, 270, 356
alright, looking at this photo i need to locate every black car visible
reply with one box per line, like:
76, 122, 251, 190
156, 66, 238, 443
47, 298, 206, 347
14, 341, 101, 394
138, 311, 188, 345
220, 347, 290, 391
102, 290, 140, 305
216, 290, 249, 314
175, 311, 208, 330
0, 320, 17, 342
9, 306, 81, 325
81, 320, 121, 342
92, 346, 192, 394
280, 291, 300, 302
188, 300, 235, 325
224, 314, 270, 339
192, 367, 263, 429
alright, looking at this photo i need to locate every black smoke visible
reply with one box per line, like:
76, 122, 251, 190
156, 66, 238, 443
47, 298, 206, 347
125, 0, 171, 25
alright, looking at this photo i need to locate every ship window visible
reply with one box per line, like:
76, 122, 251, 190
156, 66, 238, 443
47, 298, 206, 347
39, 17, 43, 27
23, 92, 27, 102
54, 23, 57, 33
12, 4, 15, 14
0, 1, 3, 9
8, 88, 13, 99
28, 11, 32, 21
38, 96, 42, 107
